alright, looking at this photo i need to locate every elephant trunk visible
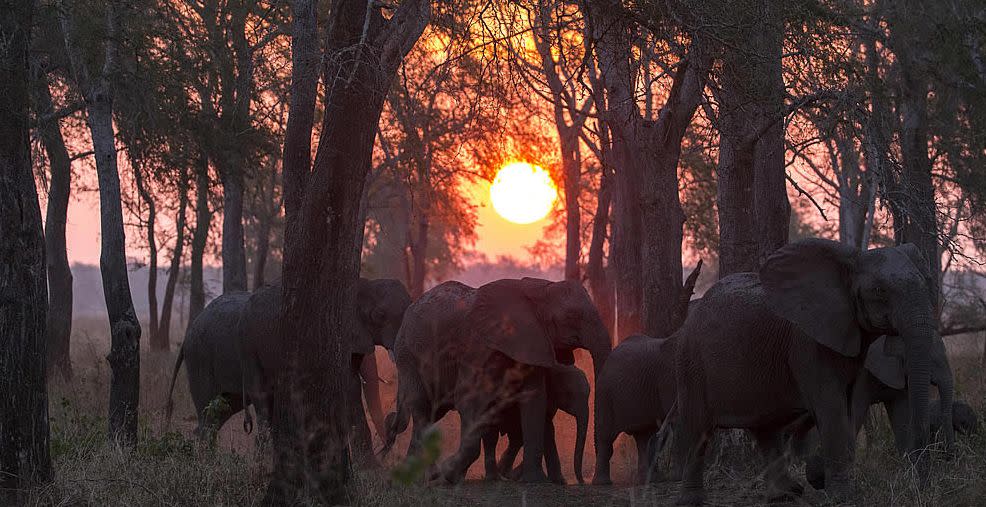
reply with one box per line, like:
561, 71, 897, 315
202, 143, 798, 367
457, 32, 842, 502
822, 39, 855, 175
901, 318, 934, 482
574, 404, 588, 484
933, 335, 955, 452
584, 315, 612, 379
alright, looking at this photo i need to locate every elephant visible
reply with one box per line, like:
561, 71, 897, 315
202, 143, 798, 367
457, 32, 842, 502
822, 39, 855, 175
481, 364, 590, 484
165, 278, 410, 451
239, 278, 411, 463
383, 278, 611, 484
674, 239, 935, 505
852, 334, 955, 453
593, 334, 678, 486
933, 399, 978, 436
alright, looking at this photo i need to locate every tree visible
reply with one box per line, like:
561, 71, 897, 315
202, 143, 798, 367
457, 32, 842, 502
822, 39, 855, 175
587, 0, 712, 338
30, 53, 76, 378
712, 0, 790, 277
57, 0, 141, 445
0, 0, 53, 499
266, 0, 428, 501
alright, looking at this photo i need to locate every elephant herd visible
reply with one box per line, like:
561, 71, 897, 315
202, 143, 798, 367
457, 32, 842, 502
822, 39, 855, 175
166, 239, 978, 505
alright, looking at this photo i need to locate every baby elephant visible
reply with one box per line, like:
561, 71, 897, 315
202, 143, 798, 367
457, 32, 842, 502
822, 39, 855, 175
482, 364, 590, 484
931, 399, 978, 437
593, 334, 677, 485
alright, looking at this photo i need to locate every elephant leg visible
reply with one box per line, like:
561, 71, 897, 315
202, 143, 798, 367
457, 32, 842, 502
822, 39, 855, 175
518, 368, 549, 483
407, 401, 431, 457
633, 433, 650, 484
750, 427, 803, 502
674, 405, 712, 505
482, 429, 500, 481
436, 400, 485, 484
498, 431, 522, 478
884, 397, 912, 453
592, 425, 616, 485
348, 372, 378, 469
544, 416, 565, 485
812, 395, 853, 499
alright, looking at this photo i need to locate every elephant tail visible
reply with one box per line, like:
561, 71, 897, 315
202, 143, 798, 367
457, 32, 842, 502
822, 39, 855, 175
574, 405, 588, 484
165, 344, 186, 429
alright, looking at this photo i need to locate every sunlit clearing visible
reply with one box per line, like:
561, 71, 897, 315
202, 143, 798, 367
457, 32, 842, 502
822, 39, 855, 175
490, 162, 558, 225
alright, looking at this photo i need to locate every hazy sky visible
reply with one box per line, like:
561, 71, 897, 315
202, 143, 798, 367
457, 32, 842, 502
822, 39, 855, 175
58, 177, 555, 267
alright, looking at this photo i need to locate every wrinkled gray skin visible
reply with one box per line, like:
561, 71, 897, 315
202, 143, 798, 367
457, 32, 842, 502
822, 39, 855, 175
933, 399, 978, 436
166, 278, 411, 452
166, 292, 251, 438
240, 278, 411, 463
593, 334, 678, 485
675, 239, 935, 505
384, 278, 611, 484
854, 334, 954, 452
482, 364, 590, 484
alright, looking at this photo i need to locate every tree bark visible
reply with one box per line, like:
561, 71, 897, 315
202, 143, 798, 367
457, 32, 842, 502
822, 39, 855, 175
715, 3, 789, 278
269, 0, 428, 502
0, 1, 53, 499
59, 0, 141, 445
586, 162, 614, 337
189, 155, 210, 324
133, 162, 162, 349
588, 1, 711, 338
219, 164, 247, 293
252, 169, 276, 289
158, 179, 188, 348
32, 65, 74, 379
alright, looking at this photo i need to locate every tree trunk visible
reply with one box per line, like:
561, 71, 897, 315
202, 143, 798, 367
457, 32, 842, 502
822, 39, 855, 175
896, 65, 940, 312
715, 4, 789, 277
252, 169, 276, 290
269, 0, 428, 502
0, 1, 53, 498
32, 66, 74, 379
189, 155, 210, 325
561, 129, 581, 282
133, 163, 162, 349
586, 163, 613, 337
59, 0, 141, 446
219, 163, 247, 293
158, 180, 188, 348
588, 0, 710, 338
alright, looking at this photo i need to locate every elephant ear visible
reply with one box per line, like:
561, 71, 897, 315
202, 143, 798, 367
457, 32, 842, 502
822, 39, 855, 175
352, 280, 379, 356
470, 278, 557, 368
760, 238, 862, 357
864, 335, 906, 389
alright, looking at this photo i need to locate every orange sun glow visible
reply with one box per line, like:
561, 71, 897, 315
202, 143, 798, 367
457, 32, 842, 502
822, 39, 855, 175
489, 162, 558, 225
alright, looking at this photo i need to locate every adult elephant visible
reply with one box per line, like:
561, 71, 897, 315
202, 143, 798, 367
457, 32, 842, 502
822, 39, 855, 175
482, 364, 590, 484
593, 334, 678, 485
166, 278, 410, 448
384, 278, 611, 483
674, 239, 935, 505
240, 278, 410, 462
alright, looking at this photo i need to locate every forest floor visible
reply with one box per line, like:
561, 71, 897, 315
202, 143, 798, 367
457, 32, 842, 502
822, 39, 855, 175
21, 317, 986, 506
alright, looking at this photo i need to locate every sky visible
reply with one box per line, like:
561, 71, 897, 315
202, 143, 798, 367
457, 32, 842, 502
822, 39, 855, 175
57, 174, 555, 267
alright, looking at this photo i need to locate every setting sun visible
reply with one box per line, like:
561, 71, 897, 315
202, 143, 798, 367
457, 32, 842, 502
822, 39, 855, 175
489, 162, 558, 224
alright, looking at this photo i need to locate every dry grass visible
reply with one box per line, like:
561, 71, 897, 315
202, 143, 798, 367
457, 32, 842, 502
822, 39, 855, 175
20, 320, 986, 505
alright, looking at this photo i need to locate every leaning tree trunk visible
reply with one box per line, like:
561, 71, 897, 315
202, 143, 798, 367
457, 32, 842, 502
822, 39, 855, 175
32, 66, 74, 379
189, 155, 211, 325
59, 0, 141, 445
268, 0, 429, 502
0, 1, 53, 499
133, 162, 162, 349
715, 4, 789, 278
158, 179, 188, 348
